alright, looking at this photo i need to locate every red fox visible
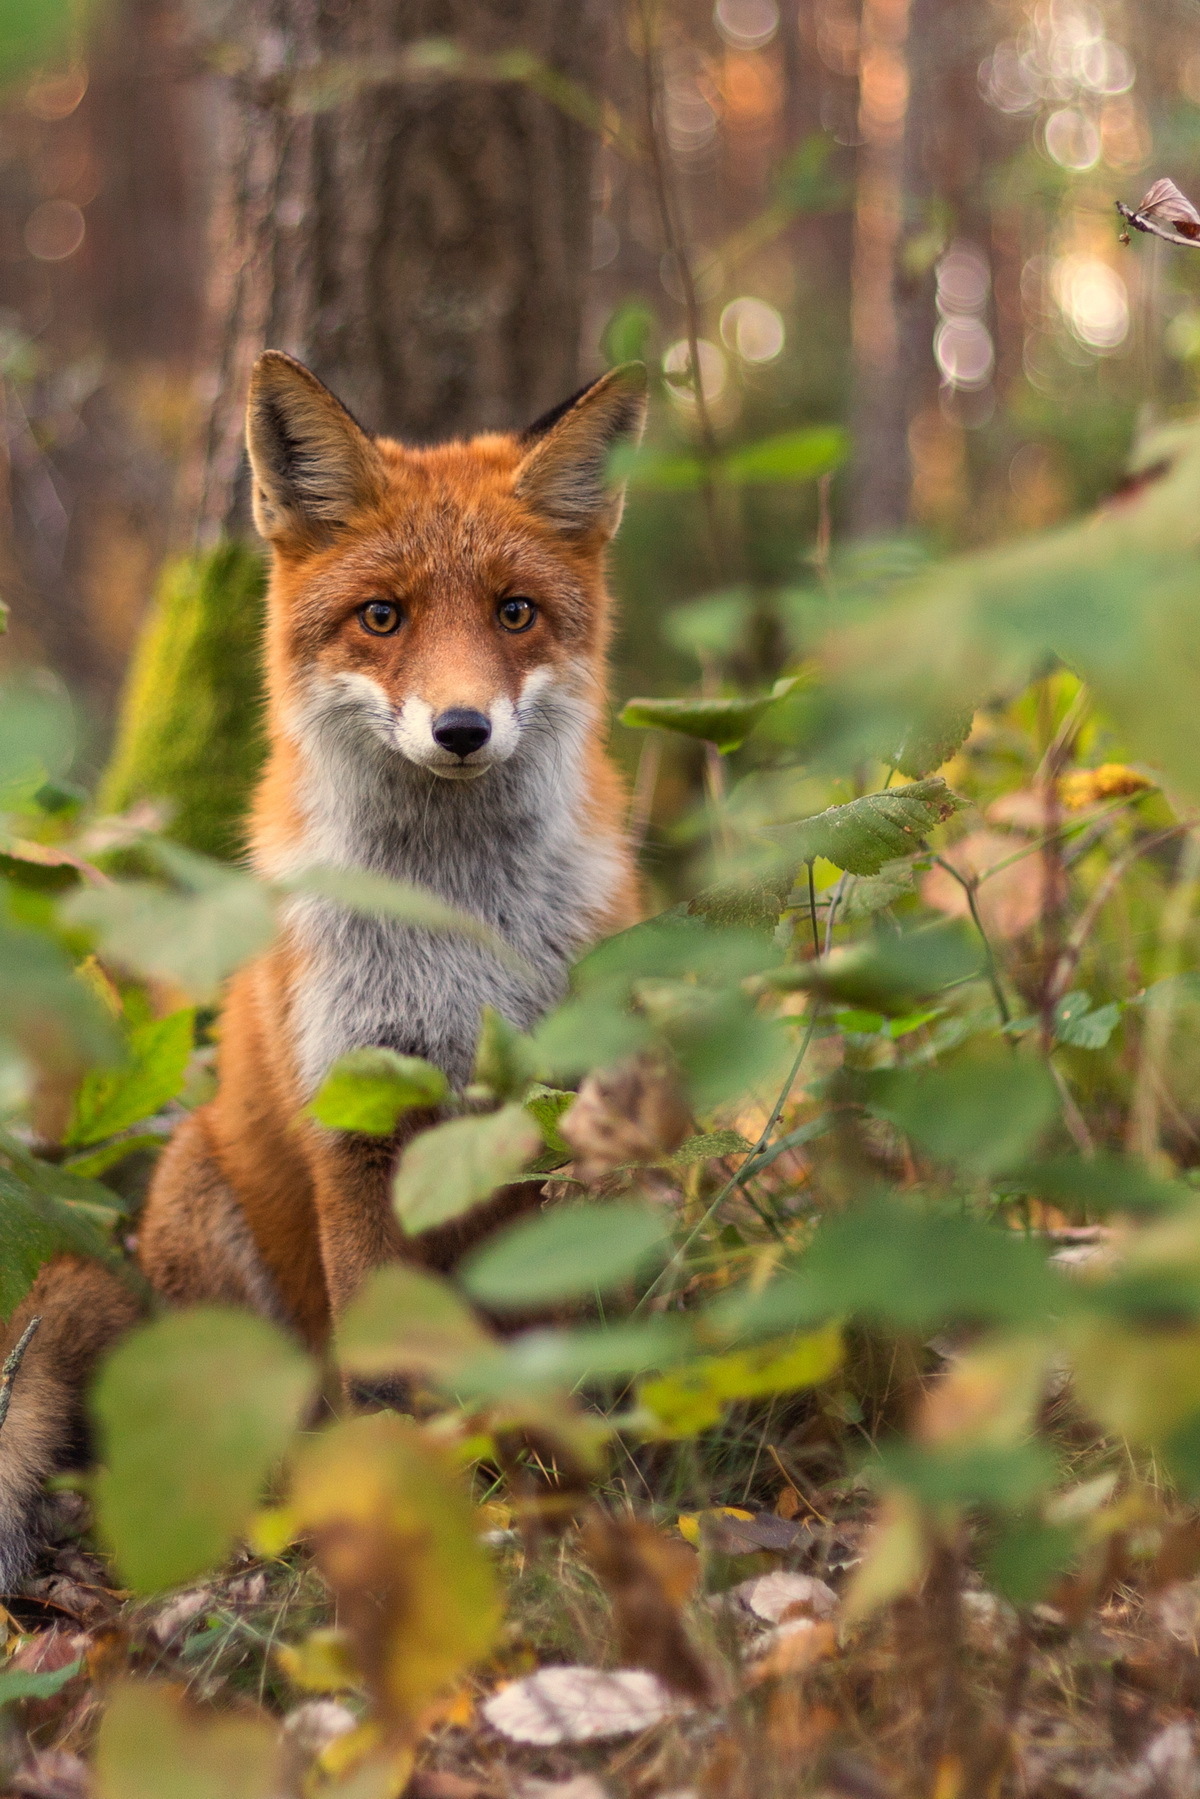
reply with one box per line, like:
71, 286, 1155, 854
0, 353, 648, 1590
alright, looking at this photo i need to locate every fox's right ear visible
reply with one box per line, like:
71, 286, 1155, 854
246, 352, 383, 548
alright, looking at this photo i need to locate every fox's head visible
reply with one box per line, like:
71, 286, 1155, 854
246, 352, 647, 783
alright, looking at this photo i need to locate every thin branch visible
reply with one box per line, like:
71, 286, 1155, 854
807, 861, 821, 959
1048, 823, 1186, 1007
931, 855, 1011, 1029
0, 1317, 41, 1438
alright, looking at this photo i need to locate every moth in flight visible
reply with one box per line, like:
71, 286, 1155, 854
1116, 177, 1200, 247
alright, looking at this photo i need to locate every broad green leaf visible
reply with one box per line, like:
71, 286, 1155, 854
66, 1009, 194, 1147
392, 1104, 541, 1234
459, 1314, 697, 1397
837, 858, 917, 920
0, 673, 74, 803
62, 865, 276, 1004
289, 1412, 501, 1726
721, 425, 848, 484
893, 704, 975, 779
93, 1307, 314, 1592
638, 1324, 843, 1437
0, 910, 122, 1072
1009, 1154, 1187, 1214
523, 1083, 574, 1167
0, 1166, 127, 1319
337, 1263, 494, 1384
861, 1052, 1060, 1176
872, 1441, 1057, 1511
763, 919, 983, 1013
308, 1047, 448, 1134
460, 1200, 670, 1312
1068, 1316, 1200, 1447
63, 1133, 165, 1180
667, 1128, 754, 1165
0, 1657, 81, 1707
710, 1198, 1069, 1337
474, 1006, 536, 1099
1053, 991, 1122, 1050
984, 1516, 1080, 1607
621, 677, 802, 753
94, 1681, 278, 1799
770, 778, 965, 875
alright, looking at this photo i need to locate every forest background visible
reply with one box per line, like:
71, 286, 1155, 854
9, 2, 1200, 1798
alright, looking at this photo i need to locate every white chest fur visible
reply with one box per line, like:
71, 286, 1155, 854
275, 677, 623, 1092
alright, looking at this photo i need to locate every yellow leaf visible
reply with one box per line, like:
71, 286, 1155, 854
289, 1412, 501, 1735
1059, 763, 1155, 809
641, 1327, 842, 1438
275, 1627, 361, 1694
248, 1504, 298, 1559
677, 1506, 753, 1546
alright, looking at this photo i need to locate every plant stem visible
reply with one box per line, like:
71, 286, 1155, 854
0, 1317, 41, 1438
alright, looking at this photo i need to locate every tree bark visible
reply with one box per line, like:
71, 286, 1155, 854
192, 0, 608, 542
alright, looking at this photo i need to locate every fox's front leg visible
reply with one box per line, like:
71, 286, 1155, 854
304, 1128, 409, 1317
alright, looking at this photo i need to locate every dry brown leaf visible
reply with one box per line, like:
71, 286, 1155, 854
732, 1571, 838, 1623
921, 829, 1048, 940
559, 1057, 691, 1180
8, 1752, 92, 1799
482, 1666, 684, 1743
746, 1619, 837, 1684
581, 1510, 712, 1701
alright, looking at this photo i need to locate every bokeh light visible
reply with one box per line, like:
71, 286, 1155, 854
1052, 255, 1129, 351
719, 296, 785, 362
713, 0, 779, 50
1044, 107, 1101, 170
24, 200, 85, 262
663, 337, 729, 406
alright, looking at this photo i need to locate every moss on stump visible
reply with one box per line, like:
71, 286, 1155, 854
100, 541, 268, 861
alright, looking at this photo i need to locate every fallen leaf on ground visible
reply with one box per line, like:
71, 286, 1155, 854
747, 1619, 837, 1683
147, 1587, 213, 1645
513, 1779, 609, 1799
732, 1572, 837, 1623
482, 1666, 685, 1743
679, 1509, 813, 1555
8, 1751, 92, 1799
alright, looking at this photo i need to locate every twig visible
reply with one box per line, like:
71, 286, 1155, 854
931, 854, 1011, 1029
0, 1318, 41, 1437
626, 734, 662, 853
807, 862, 821, 958
1049, 1059, 1095, 1159
1047, 823, 1185, 1007
1128, 829, 1200, 1162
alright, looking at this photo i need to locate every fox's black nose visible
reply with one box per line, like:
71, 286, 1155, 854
432, 708, 492, 759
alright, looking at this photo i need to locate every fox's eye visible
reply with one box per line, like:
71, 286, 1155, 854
498, 597, 537, 633
358, 601, 402, 636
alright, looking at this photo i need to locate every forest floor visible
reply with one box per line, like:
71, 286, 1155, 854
6, 1467, 1200, 1799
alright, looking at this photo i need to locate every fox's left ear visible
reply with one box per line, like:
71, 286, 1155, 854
514, 363, 648, 540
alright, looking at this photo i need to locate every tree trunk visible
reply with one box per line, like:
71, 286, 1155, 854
192, 0, 609, 541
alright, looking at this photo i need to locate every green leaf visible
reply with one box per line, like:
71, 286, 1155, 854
66, 1009, 195, 1148
473, 1006, 536, 1100
392, 1104, 541, 1234
308, 1047, 448, 1134
1009, 1153, 1187, 1214
94, 1681, 278, 1799
771, 778, 966, 875
0, 0, 71, 85
837, 858, 917, 920
93, 1307, 314, 1593
523, 1083, 575, 1168
873, 1441, 1057, 1511
763, 918, 983, 1014
460, 1201, 670, 1312
62, 862, 276, 1005
1053, 991, 1122, 1050
621, 677, 803, 753
983, 1516, 1080, 1607
337, 1263, 494, 1385
0, 910, 122, 1072
0, 1166, 127, 1319
861, 1052, 1060, 1177
711, 1198, 1069, 1337
458, 1314, 697, 1397
62, 1134, 165, 1180
0, 1657, 81, 1707
667, 1129, 754, 1165
721, 426, 848, 485
893, 704, 975, 779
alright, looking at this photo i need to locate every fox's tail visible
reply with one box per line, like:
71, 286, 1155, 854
0, 1256, 144, 1594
